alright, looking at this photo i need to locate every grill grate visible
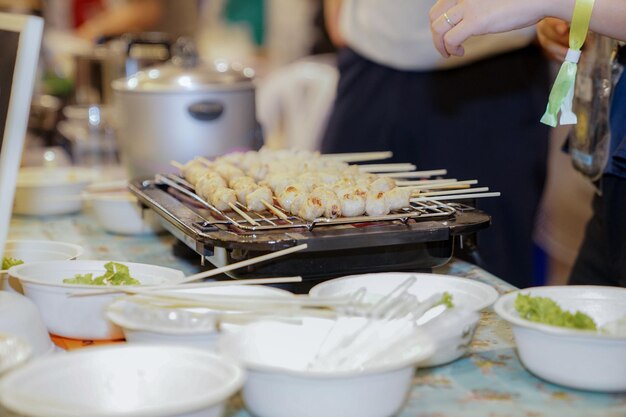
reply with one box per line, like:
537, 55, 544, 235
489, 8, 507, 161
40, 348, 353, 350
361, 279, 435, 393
156, 174, 456, 232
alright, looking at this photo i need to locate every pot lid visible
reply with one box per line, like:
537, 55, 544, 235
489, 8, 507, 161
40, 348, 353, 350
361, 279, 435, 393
111, 60, 255, 93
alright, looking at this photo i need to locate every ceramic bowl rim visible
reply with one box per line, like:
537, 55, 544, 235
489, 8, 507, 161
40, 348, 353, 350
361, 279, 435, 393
309, 272, 499, 312
222, 317, 436, 379
16, 167, 97, 188
4, 240, 85, 260
9, 260, 184, 290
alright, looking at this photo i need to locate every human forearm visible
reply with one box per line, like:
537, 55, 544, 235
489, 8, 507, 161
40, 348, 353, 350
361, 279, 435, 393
431, 0, 626, 58
324, 0, 346, 47
546, 0, 626, 41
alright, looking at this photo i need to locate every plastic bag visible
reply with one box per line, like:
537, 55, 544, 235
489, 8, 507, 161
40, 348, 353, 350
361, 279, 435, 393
567, 34, 623, 181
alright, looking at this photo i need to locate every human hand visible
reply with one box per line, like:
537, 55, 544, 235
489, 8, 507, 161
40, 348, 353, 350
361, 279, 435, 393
537, 18, 570, 62
429, 0, 551, 57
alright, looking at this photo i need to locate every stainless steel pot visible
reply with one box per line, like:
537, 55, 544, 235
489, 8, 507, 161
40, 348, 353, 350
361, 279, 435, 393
112, 61, 261, 179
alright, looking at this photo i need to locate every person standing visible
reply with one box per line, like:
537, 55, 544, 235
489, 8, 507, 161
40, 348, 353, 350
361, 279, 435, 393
322, 0, 551, 288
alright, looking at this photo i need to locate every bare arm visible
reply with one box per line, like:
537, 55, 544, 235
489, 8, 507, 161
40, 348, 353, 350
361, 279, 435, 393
430, 0, 626, 57
76, 0, 163, 42
324, 0, 346, 47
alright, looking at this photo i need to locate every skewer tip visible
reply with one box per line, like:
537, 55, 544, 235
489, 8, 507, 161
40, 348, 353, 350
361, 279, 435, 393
170, 160, 185, 170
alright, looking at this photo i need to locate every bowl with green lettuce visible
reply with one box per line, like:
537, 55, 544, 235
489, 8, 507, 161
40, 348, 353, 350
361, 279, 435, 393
1, 240, 84, 293
9, 260, 184, 340
494, 286, 626, 392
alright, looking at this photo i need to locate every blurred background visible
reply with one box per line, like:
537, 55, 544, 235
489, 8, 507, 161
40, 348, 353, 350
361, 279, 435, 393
0, 0, 594, 287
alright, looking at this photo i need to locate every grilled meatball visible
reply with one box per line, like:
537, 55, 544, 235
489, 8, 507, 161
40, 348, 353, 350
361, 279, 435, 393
278, 184, 307, 212
385, 187, 412, 211
336, 187, 367, 217
365, 190, 391, 216
210, 187, 237, 211
297, 195, 325, 220
196, 174, 227, 200
370, 177, 396, 193
246, 186, 273, 212
182, 160, 208, 185
310, 187, 342, 218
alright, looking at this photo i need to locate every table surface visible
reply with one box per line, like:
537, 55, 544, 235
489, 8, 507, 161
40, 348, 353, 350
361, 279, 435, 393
7, 211, 626, 417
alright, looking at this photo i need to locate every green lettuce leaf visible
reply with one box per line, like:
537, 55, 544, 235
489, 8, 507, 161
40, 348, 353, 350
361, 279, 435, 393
62, 262, 140, 286
1, 257, 24, 270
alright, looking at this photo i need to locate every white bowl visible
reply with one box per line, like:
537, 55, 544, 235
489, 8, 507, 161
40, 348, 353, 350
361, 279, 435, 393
0, 344, 245, 417
87, 191, 164, 235
309, 272, 498, 366
494, 286, 626, 392
107, 284, 293, 350
1, 240, 84, 293
0, 333, 32, 375
9, 260, 185, 340
219, 316, 435, 417
13, 167, 97, 216
0, 292, 55, 357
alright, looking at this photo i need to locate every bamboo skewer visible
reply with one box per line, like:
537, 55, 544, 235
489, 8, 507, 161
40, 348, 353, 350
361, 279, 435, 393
196, 156, 213, 166
127, 292, 358, 310
380, 169, 447, 178
411, 192, 501, 202
357, 163, 416, 173
170, 160, 185, 170
142, 276, 303, 292
320, 151, 393, 163
109, 293, 361, 322
402, 180, 478, 190
229, 202, 260, 226
418, 187, 489, 197
69, 245, 308, 297
116, 302, 340, 322
396, 178, 458, 186
177, 243, 308, 284
70, 276, 304, 298
410, 185, 471, 197
262, 200, 292, 223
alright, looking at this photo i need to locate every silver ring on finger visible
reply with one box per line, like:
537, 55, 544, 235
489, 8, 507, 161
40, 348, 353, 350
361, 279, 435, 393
443, 11, 456, 27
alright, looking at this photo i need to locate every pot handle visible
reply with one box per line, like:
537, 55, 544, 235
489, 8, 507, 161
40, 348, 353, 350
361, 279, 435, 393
187, 101, 224, 122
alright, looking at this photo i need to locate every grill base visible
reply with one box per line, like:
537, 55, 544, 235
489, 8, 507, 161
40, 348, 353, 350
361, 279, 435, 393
218, 239, 454, 280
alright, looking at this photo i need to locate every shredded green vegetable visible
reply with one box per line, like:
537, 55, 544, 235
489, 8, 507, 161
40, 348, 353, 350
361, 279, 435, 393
1, 257, 24, 270
515, 293, 597, 331
437, 292, 455, 309
63, 262, 140, 286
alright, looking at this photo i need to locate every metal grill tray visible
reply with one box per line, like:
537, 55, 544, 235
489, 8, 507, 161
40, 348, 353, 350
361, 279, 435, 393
130, 177, 491, 278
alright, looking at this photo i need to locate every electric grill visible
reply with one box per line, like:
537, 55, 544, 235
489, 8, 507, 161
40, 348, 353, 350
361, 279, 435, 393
130, 173, 491, 280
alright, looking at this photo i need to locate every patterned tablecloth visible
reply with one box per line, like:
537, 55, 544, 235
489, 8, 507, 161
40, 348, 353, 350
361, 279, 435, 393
7, 212, 626, 417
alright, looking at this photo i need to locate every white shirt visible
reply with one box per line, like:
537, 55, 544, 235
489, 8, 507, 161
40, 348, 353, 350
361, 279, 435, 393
340, 0, 536, 71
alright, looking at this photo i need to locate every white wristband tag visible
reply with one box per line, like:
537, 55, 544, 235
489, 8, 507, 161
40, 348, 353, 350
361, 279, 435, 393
565, 48, 582, 63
